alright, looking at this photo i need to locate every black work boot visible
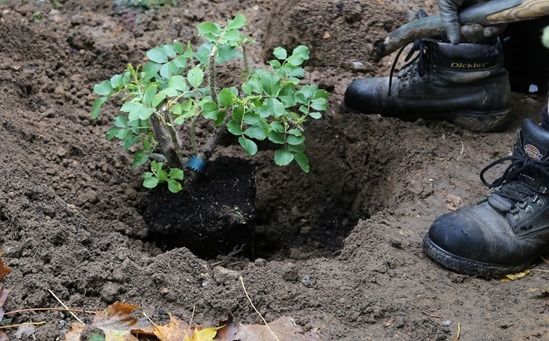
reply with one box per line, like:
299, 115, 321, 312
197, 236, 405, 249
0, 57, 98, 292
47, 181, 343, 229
424, 119, 549, 277
343, 38, 511, 132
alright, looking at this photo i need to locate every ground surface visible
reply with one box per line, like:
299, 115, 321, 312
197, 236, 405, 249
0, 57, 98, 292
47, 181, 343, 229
0, 0, 548, 340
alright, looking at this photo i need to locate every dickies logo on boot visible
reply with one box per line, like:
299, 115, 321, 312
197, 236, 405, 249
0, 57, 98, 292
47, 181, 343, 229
524, 144, 544, 160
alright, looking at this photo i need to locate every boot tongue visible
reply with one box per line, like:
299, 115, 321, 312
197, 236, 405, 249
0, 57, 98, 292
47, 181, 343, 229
488, 119, 549, 212
519, 119, 549, 161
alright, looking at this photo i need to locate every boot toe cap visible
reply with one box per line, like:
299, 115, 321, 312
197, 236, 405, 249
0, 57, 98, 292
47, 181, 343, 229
427, 209, 488, 262
343, 78, 387, 114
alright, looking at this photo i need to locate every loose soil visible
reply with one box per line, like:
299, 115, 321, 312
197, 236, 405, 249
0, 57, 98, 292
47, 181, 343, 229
0, 0, 548, 340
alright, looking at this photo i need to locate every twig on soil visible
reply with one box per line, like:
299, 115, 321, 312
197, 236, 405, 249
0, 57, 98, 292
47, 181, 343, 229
239, 276, 280, 341
47, 290, 84, 325
541, 256, 549, 265
457, 140, 465, 161
453, 322, 461, 341
142, 312, 158, 327
531, 269, 549, 273
188, 304, 196, 328
420, 311, 441, 319
5, 307, 99, 316
0, 321, 46, 329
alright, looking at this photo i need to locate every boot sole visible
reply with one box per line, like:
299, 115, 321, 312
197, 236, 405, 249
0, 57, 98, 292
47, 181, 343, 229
423, 235, 527, 278
340, 103, 510, 133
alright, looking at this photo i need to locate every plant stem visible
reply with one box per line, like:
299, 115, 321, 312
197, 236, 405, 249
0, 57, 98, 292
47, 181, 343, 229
150, 114, 179, 166
162, 110, 187, 167
189, 117, 198, 155
208, 46, 218, 106
242, 44, 250, 79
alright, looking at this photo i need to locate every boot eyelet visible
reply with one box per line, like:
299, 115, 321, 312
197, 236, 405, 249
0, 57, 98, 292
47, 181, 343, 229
525, 206, 534, 214
537, 199, 545, 206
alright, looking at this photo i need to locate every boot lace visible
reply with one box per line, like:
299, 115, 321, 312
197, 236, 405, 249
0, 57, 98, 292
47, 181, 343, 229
480, 146, 549, 207
387, 39, 434, 96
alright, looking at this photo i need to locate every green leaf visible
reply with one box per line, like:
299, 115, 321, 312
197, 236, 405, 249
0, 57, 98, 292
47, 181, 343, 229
267, 131, 285, 144
227, 14, 246, 30
273, 47, 287, 60
274, 149, 294, 166
106, 127, 127, 140
270, 60, 282, 69
170, 103, 183, 116
222, 30, 241, 44
163, 44, 177, 58
93, 80, 112, 96
244, 127, 266, 140
309, 112, 322, 119
216, 45, 242, 63
239, 137, 258, 156
270, 122, 284, 132
143, 62, 161, 81
132, 150, 149, 168
287, 134, 305, 145
173, 55, 187, 68
152, 92, 167, 107
311, 98, 328, 111
243, 113, 260, 125
143, 174, 159, 189
260, 73, 281, 97
143, 84, 158, 107
292, 45, 310, 60
294, 152, 310, 173
169, 75, 187, 91
201, 100, 218, 113
197, 22, 221, 37
161, 87, 179, 97
187, 67, 204, 88
218, 88, 235, 108
121, 102, 155, 121
266, 98, 285, 117
90, 97, 107, 119
147, 47, 168, 63
169, 168, 184, 180
227, 120, 243, 136
160, 61, 179, 79
167, 179, 182, 193
110, 74, 124, 89
113, 115, 128, 128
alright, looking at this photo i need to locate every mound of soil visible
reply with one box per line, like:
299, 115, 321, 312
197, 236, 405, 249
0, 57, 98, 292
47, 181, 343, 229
0, 0, 548, 340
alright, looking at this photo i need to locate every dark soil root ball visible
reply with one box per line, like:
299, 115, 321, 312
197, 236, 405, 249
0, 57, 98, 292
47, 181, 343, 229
144, 157, 256, 259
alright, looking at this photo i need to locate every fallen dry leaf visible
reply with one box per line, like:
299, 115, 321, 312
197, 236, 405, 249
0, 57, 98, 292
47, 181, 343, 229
0, 331, 7, 341
501, 270, 530, 282
153, 315, 191, 341
64, 302, 315, 341
234, 316, 321, 341
65, 302, 154, 341
0, 258, 10, 282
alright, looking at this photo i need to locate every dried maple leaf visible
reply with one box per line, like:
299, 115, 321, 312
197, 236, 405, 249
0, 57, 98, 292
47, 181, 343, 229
153, 315, 191, 341
65, 302, 154, 341
0, 258, 10, 282
233, 316, 321, 341
153, 315, 222, 341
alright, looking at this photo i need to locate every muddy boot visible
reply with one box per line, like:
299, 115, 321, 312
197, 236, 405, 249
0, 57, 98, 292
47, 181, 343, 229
424, 119, 549, 277
343, 38, 511, 132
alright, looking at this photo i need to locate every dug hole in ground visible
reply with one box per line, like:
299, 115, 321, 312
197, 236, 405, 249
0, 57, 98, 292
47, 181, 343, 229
0, 0, 548, 340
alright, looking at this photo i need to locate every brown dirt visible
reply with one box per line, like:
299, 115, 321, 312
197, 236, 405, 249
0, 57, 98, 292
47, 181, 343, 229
0, 0, 548, 340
